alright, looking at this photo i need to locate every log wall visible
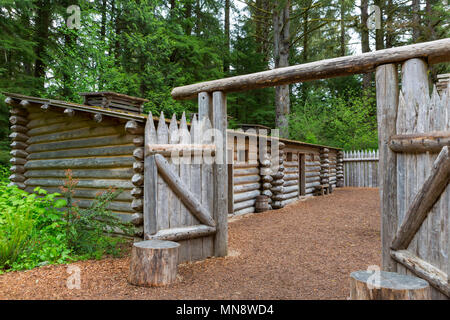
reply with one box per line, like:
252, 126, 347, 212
13, 104, 144, 236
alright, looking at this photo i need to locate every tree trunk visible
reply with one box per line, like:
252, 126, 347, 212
339, 0, 345, 56
273, 0, 290, 138
360, 0, 371, 90
350, 270, 430, 300
374, 0, 384, 50
33, 0, 51, 92
412, 0, 421, 42
224, 0, 230, 73
128, 240, 180, 287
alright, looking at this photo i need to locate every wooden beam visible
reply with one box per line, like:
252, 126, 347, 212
212, 91, 228, 256
376, 63, 399, 272
171, 39, 450, 100
145, 225, 216, 242
391, 146, 450, 250
389, 131, 450, 153
391, 250, 449, 297
154, 153, 216, 228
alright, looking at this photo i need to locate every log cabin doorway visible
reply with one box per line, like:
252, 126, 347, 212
299, 153, 306, 196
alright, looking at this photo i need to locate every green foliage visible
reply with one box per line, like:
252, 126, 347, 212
289, 87, 378, 150
0, 170, 134, 272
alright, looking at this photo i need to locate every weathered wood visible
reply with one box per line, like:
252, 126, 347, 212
133, 148, 144, 161
10, 165, 25, 174
64, 108, 75, 117
212, 91, 228, 257
28, 126, 124, 144
391, 250, 449, 297
131, 187, 143, 198
10, 141, 28, 150
125, 120, 144, 135
376, 63, 399, 272
40, 103, 50, 112
146, 225, 216, 242
233, 182, 260, 193
391, 146, 450, 250
27, 145, 135, 160
154, 154, 216, 228
233, 175, 260, 185
349, 270, 430, 300
10, 125, 28, 134
26, 134, 135, 153
9, 132, 29, 142
93, 113, 103, 123
10, 149, 28, 158
25, 178, 133, 190
24, 168, 133, 179
128, 240, 179, 287
25, 157, 135, 169
233, 190, 260, 203
131, 173, 144, 186
172, 39, 450, 100
389, 131, 450, 153
9, 174, 26, 183
25, 186, 133, 202
234, 199, 256, 211
133, 162, 144, 173
131, 199, 143, 212
10, 157, 27, 165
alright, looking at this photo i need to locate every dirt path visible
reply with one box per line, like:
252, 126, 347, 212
0, 188, 380, 300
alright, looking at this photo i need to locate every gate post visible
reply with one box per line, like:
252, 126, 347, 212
376, 64, 399, 272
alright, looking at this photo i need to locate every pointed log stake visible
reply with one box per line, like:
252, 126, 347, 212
391, 146, 450, 250
143, 112, 157, 236
154, 154, 216, 227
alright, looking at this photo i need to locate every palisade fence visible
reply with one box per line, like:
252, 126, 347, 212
343, 150, 379, 187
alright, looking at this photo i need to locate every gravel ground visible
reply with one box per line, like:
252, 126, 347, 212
0, 188, 380, 300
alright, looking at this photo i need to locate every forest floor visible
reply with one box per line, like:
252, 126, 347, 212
0, 188, 380, 300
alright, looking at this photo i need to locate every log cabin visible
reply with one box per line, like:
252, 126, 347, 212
4, 91, 342, 238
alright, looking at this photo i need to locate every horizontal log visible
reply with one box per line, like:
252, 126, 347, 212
25, 186, 133, 201
259, 167, 272, 176
146, 225, 216, 242
284, 173, 298, 181
26, 134, 135, 153
25, 178, 134, 189
233, 190, 260, 203
391, 146, 450, 250
171, 39, 450, 100
9, 107, 28, 116
233, 182, 260, 194
10, 165, 25, 174
72, 198, 134, 213
27, 145, 135, 160
25, 168, 134, 179
146, 144, 216, 154
261, 189, 272, 197
389, 131, 450, 153
9, 115, 27, 126
271, 179, 285, 187
261, 175, 273, 183
283, 180, 297, 187
305, 181, 321, 188
133, 148, 144, 160
28, 126, 124, 144
262, 182, 272, 189
281, 198, 298, 207
132, 174, 144, 186
10, 149, 28, 158
283, 161, 298, 167
133, 136, 144, 146
391, 250, 449, 297
283, 185, 299, 193
233, 199, 256, 211
233, 174, 260, 185
10, 157, 27, 165
284, 167, 299, 173
9, 174, 26, 183
27, 119, 93, 137
131, 187, 143, 198
10, 125, 28, 133
270, 185, 284, 193
154, 154, 216, 227
305, 171, 320, 177
9, 132, 29, 142
133, 162, 144, 173
8, 182, 26, 189
233, 167, 259, 177
131, 199, 143, 212
233, 206, 255, 216
25, 156, 135, 169
93, 113, 103, 123
10, 141, 28, 150
233, 162, 259, 169
125, 121, 144, 135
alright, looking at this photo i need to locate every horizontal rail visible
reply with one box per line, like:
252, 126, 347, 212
171, 38, 450, 100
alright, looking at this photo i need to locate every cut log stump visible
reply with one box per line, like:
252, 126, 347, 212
128, 240, 180, 287
349, 270, 430, 300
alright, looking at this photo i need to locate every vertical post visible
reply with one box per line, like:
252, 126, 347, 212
376, 63, 399, 272
212, 91, 228, 257
299, 154, 305, 196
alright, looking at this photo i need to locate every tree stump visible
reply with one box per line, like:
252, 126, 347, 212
128, 240, 180, 287
350, 270, 430, 300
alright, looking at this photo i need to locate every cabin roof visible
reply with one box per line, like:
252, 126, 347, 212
3, 92, 341, 151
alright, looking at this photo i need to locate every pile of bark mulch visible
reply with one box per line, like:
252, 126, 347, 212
0, 188, 380, 300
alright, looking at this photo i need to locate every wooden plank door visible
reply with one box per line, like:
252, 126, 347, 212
143, 111, 216, 263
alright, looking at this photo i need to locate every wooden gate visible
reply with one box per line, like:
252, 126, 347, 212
143, 111, 221, 263
377, 58, 450, 299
